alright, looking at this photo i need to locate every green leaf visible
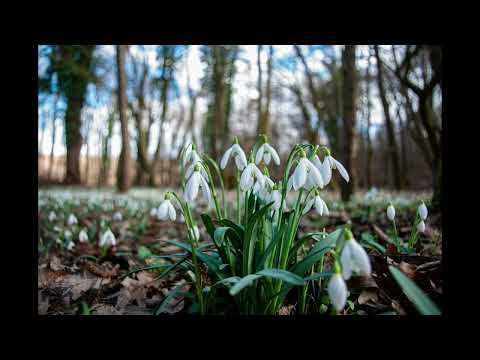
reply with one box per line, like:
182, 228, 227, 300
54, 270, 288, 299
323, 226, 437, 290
201, 213, 216, 239
137, 245, 153, 259
256, 269, 305, 286
361, 232, 386, 253
155, 284, 187, 315
389, 266, 441, 315
229, 274, 262, 296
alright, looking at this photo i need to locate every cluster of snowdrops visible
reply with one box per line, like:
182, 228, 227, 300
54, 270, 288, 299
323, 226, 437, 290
148, 135, 429, 314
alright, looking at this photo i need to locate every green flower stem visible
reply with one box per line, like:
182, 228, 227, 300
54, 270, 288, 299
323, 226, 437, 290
408, 211, 421, 250
236, 170, 241, 224
392, 219, 400, 252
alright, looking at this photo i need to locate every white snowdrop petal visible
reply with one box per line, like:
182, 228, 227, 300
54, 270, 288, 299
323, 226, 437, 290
417, 220, 426, 233
320, 159, 332, 185
287, 176, 294, 192
150, 207, 158, 217
199, 174, 212, 205
240, 165, 253, 191
234, 154, 247, 171
264, 152, 271, 165
419, 202, 428, 220
350, 240, 372, 276
387, 205, 395, 221
186, 173, 201, 202
314, 196, 324, 216
312, 155, 322, 170
341, 245, 352, 280
328, 274, 347, 312
334, 159, 350, 182
321, 198, 329, 216
167, 202, 176, 221
293, 160, 307, 190
302, 198, 314, 215
157, 202, 169, 220
220, 147, 233, 169
255, 144, 265, 165
265, 144, 280, 165
308, 162, 325, 189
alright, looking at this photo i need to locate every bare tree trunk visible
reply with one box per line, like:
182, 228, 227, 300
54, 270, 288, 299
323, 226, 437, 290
212, 45, 226, 161
99, 110, 115, 186
48, 95, 59, 181
364, 54, 373, 189
340, 45, 357, 201
374, 45, 402, 190
256, 45, 264, 136
257, 45, 273, 138
116, 45, 131, 192
62, 45, 95, 185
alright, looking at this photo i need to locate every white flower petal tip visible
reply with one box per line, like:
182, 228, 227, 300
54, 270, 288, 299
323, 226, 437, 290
157, 200, 176, 221
328, 273, 347, 312
150, 207, 158, 217
48, 211, 57, 222
387, 204, 396, 221
418, 202, 428, 220
78, 230, 89, 243
67, 214, 78, 226
417, 220, 426, 233
100, 228, 116, 248
112, 211, 123, 222
341, 238, 371, 279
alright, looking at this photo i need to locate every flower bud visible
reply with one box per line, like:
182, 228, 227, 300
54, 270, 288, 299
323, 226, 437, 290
418, 202, 428, 221
387, 204, 395, 221
417, 220, 425, 233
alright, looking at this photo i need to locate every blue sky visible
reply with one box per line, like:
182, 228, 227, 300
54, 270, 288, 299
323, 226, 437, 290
38, 45, 413, 158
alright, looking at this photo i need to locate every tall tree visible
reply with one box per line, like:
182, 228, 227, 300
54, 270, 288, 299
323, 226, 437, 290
40, 45, 96, 184
116, 45, 132, 192
387, 45, 442, 210
256, 45, 274, 138
364, 52, 373, 189
99, 107, 115, 186
374, 45, 402, 190
340, 45, 357, 201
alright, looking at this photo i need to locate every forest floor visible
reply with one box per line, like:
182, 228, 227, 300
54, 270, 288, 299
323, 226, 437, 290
37, 187, 441, 315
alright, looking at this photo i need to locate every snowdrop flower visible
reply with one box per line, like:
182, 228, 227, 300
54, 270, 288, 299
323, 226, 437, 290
255, 138, 280, 166
48, 211, 56, 222
240, 162, 265, 192
315, 147, 349, 184
418, 201, 428, 221
66, 241, 75, 251
253, 175, 274, 202
67, 214, 78, 226
328, 262, 348, 312
417, 220, 426, 233
78, 229, 89, 243
64, 230, 72, 239
157, 194, 176, 221
290, 152, 324, 191
150, 207, 158, 217
186, 270, 196, 282
387, 203, 395, 221
269, 188, 282, 211
112, 211, 123, 222
303, 192, 329, 216
184, 165, 212, 205
221, 138, 248, 171
340, 229, 371, 280
100, 228, 116, 247
182, 143, 202, 168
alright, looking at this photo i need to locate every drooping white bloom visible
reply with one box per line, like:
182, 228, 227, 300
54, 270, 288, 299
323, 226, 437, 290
253, 175, 274, 202
150, 207, 158, 217
303, 195, 329, 216
182, 144, 202, 168
157, 199, 176, 221
417, 220, 426, 233
323, 154, 349, 183
100, 228, 116, 247
48, 211, 57, 222
78, 229, 89, 243
387, 204, 396, 221
186, 270, 196, 282
64, 230, 72, 239
66, 241, 75, 251
328, 273, 347, 312
67, 214, 78, 226
112, 211, 123, 222
290, 157, 324, 191
255, 143, 280, 166
240, 163, 265, 192
271, 190, 282, 210
340, 230, 371, 280
221, 143, 248, 171
185, 161, 209, 181
418, 202, 428, 221
312, 155, 333, 186
184, 170, 212, 205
